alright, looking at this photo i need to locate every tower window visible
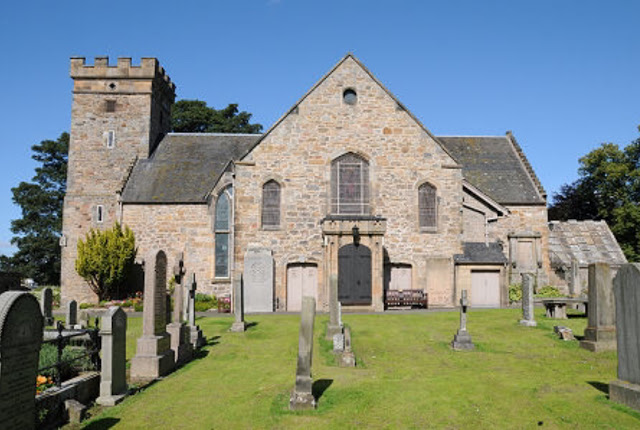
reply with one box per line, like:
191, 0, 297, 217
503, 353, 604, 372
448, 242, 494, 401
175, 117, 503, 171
106, 100, 116, 112
106, 130, 115, 148
96, 205, 104, 223
343, 88, 357, 105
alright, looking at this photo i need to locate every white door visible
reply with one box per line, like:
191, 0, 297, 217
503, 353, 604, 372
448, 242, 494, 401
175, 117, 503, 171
287, 264, 318, 311
471, 271, 500, 307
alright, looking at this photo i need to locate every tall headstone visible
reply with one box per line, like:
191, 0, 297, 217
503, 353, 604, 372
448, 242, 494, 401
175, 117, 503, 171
609, 264, 640, 411
96, 306, 127, 406
290, 296, 317, 410
519, 273, 537, 327
167, 254, 193, 365
580, 262, 616, 352
66, 299, 78, 327
569, 258, 581, 296
130, 250, 175, 380
452, 290, 475, 350
186, 273, 205, 348
41, 286, 54, 326
0, 291, 44, 429
243, 247, 274, 313
230, 273, 246, 332
326, 275, 342, 339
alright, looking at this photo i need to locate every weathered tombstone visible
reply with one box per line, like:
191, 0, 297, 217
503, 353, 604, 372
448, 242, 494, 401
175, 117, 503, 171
569, 258, 580, 296
230, 273, 246, 332
580, 262, 616, 352
66, 299, 78, 327
326, 274, 342, 339
186, 273, 205, 348
553, 326, 575, 341
41, 286, 54, 326
519, 273, 537, 327
340, 326, 356, 367
0, 291, 44, 429
289, 296, 317, 410
167, 254, 193, 365
130, 250, 175, 379
451, 290, 475, 350
96, 306, 128, 406
243, 247, 274, 313
332, 332, 345, 353
610, 264, 640, 411
78, 310, 89, 329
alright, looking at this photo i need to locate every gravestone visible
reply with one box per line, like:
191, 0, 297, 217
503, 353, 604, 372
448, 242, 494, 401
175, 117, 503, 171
580, 262, 616, 352
569, 258, 581, 296
167, 254, 193, 365
554, 325, 575, 341
452, 290, 475, 350
41, 286, 54, 326
610, 264, 640, 411
340, 326, 356, 367
326, 275, 343, 339
130, 250, 175, 379
186, 273, 205, 348
0, 291, 44, 429
333, 332, 345, 353
519, 273, 537, 327
96, 306, 127, 406
289, 296, 317, 410
230, 273, 246, 332
243, 247, 274, 313
66, 299, 78, 327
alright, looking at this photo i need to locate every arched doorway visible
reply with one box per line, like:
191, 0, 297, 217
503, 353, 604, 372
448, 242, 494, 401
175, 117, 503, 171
286, 263, 318, 312
338, 243, 372, 305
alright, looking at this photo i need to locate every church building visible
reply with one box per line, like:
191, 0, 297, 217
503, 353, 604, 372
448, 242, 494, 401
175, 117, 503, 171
62, 54, 595, 311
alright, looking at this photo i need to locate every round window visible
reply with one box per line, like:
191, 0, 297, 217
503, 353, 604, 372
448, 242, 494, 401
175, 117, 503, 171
343, 89, 357, 105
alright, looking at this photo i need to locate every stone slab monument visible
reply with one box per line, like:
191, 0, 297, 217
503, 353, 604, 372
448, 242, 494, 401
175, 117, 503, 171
340, 326, 356, 367
243, 247, 274, 313
66, 299, 78, 327
452, 290, 475, 350
326, 275, 343, 339
290, 296, 317, 410
0, 291, 44, 429
41, 286, 54, 326
570, 258, 581, 296
519, 273, 537, 327
580, 262, 616, 352
609, 264, 640, 411
131, 250, 175, 380
97, 306, 128, 406
167, 253, 193, 365
186, 273, 205, 348
230, 273, 246, 332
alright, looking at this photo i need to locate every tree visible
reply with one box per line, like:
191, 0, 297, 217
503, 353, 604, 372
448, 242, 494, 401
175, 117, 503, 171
171, 100, 263, 134
0, 132, 68, 284
549, 128, 640, 261
75, 222, 136, 301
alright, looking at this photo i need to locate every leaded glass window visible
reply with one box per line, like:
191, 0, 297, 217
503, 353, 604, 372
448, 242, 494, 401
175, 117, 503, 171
419, 182, 437, 229
331, 153, 370, 215
262, 180, 281, 228
215, 186, 232, 278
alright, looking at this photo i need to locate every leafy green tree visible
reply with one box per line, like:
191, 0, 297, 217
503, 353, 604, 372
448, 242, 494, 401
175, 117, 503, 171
171, 100, 263, 134
0, 132, 68, 284
75, 222, 136, 301
549, 128, 640, 261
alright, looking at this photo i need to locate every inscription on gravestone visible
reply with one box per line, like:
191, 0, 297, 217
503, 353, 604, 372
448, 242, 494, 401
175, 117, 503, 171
243, 247, 274, 313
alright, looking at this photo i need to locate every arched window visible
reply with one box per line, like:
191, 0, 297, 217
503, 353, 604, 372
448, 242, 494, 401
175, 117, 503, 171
418, 182, 437, 229
215, 185, 232, 278
331, 153, 370, 215
262, 180, 281, 228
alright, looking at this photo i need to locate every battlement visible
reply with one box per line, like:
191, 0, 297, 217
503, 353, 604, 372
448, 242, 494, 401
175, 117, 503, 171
70, 56, 175, 91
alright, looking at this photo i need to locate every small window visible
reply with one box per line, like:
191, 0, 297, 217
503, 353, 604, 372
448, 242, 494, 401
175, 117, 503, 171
343, 88, 357, 105
106, 100, 116, 112
262, 180, 281, 228
419, 183, 437, 230
96, 205, 104, 223
106, 130, 115, 148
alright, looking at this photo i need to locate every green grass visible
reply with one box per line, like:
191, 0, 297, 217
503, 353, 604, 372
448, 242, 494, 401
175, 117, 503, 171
80, 309, 640, 429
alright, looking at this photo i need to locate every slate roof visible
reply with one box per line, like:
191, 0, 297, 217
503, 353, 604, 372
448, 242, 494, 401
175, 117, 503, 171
121, 133, 260, 203
548, 220, 627, 268
437, 135, 546, 205
454, 242, 508, 265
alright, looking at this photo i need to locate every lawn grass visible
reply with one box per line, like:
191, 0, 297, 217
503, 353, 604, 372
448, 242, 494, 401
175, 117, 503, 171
80, 309, 640, 429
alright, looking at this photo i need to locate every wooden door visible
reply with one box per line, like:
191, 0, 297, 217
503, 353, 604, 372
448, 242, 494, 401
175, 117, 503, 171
287, 264, 318, 311
338, 244, 372, 305
471, 271, 501, 307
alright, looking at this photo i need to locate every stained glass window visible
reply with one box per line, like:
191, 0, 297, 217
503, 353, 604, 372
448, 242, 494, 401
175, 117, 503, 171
215, 186, 232, 278
331, 153, 369, 215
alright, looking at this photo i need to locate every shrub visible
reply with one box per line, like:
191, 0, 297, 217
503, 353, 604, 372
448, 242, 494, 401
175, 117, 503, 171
535, 285, 563, 298
38, 343, 92, 382
79, 303, 96, 309
509, 284, 522, 303
194, 293, 217, 312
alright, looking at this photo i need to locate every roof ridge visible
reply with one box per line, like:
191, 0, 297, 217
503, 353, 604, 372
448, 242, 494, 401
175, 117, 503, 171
505, 131, 547, 201
437, 135, 508, 138
168, 132, 262, 137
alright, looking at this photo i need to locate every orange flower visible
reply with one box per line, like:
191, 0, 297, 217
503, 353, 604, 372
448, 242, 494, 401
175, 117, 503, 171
37, 375, 47, 385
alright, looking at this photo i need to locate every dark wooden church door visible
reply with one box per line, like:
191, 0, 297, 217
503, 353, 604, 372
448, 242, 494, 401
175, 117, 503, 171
338, 243, 372, 305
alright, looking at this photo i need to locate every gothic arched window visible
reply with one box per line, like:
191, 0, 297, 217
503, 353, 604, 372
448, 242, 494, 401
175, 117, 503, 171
331, 153, 370, 215
262, 180, 281, 228
418, 182, 437, 230
215, 185, 232, 278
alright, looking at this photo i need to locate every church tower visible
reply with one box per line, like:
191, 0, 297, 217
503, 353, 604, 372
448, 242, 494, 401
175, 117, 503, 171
61, 57, 176, 303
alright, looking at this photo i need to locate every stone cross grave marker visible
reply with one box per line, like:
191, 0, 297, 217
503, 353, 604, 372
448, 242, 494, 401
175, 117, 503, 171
327, 274, 342, 339
519, 273, 537, 327
452, 290, 475, 350
167, 253, 193, 366
186, 273, 205, 348
609, 263, 640, 411
66, 299, 77, 327
97, 306, 128, 406
243, 247, 274, 313
230, 273, 246, 332
130, 250, 175, 379
290, 296, 317, 410
41, 286, 54, 326
0, 291, 44, 429
580, 262, 616, 352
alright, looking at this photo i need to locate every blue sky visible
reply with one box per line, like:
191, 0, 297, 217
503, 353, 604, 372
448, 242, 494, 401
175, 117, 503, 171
0, 1, 639, 256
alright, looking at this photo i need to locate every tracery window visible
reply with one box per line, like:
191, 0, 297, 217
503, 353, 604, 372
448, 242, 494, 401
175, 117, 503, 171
262, 180, 281, 228
331, 153, 370, 215
418, 182, 437, 230
215, 185, 232, 278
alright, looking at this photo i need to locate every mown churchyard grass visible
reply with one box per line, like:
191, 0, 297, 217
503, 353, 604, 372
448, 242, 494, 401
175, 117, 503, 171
79, 309, 640, 429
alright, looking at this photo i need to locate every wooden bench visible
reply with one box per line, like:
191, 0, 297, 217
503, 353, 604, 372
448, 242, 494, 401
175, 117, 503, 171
385, 289, 428, 309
